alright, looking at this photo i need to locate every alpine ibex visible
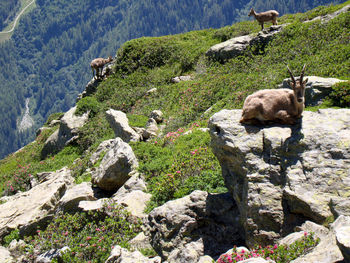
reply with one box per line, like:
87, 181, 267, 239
90, 56, 113, 79
240, 65, 308, 125
248, 8, 279, 30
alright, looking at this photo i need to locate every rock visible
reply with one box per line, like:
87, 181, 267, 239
171, 75, 193, 83
8, 239, 26, 259
91, 138, 139, 191
57, 182, 97, 212
36, 127, 50, 137
129, 232, 153, 251
208, 109, 350, 246
330, 198, 350, 217
197, 255, 215, 263
77, 78, 102, 101
146, 190, 242, 262
41, 107, 88, 159
331, 215, 350, 261
146, 88, 157, 96
306, 4, 350, 23
279, 76, 347, 106
206, 25, 284, 62
150, 110, 163, 124
105, 109, 141, 142
0, 246, 14, 263
143, 118, 159, 140
78, 198, 109, 212
35, 246, 70, 263
0, 168, 74, 240
105, 245, 161, 263
239, 258, 270, 263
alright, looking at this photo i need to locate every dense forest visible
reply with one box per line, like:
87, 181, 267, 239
0, 0, 20, 30
0, 0, 346, 159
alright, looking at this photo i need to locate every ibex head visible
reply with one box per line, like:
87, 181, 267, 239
248, 8, 255, 17
287, 64, 308, 104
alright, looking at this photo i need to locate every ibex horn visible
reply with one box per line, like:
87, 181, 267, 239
287, 65, 296, 85
300, 64, 306, 83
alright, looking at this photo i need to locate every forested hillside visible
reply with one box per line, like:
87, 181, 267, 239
0, 0, 346, 159
0, 0, 20, 30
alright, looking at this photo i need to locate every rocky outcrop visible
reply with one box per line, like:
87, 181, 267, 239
106, 109, 141, 142
146, 190, 242, 262
0, 168, 74, 239
41, 107, 88, 159
105, 245, 161, 263
279, 76, 347, 106
206, 25, 284, 62
91, 138, 139, 191
208, 109, 350, 247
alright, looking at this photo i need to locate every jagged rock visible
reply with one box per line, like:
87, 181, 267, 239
57, 182, 97, 212
0, 246, 14, 263
0, 168, 74, 240
208, 109, 350, 247
41, 107, 88, 159
290, 221, 343, 263
35, 246, 70, 263
105, 109, 141, 142
331, 215, 350, 261
143, 118, 158, 140
129, 232, 153, 251
150, 110, 163, 124
91, 138, 138, 191
330, 198, 350, 218
77, 78, 102, 101
146, 190, 242, 262
171, 75, 193, 83
206, 25, 284, 62
279, 76, 347, 106
78, 198, 109, 212
105, 245, 161, 263
8, 239, 26, 259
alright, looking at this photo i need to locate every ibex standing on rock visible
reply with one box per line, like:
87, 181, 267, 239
90, 56, 113, 79
240, 65, 308, 125
248, 8, 279, 30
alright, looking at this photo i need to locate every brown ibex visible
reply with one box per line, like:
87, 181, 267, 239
248, 8, 279, 30
240, 65, 308, 125
90, 56, 113, 79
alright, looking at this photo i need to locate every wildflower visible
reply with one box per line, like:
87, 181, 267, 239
304, 231, 308, 237
176, 170, 181, 174
86, 236, 92, 241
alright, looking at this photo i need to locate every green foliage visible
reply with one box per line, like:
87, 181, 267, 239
132, 128, 225, 211
217, 232, 320, 263
76, 96, 101, 118
24, 202, 141, 263
127, 114, 149, 128
44, 112, 64, 126
328, 81, 350, 107
2, 229, 20, 247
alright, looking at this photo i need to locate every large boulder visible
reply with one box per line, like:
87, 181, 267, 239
146, 190, 242, 262
0, 168, 74, 240
279, 76, 347, 106
208, 109, 350, 247
41, 107, 88, 159
105, 109, 141, 142
206, 25, 284, 62
91, 138, 139, 191
331, 215, 350, 261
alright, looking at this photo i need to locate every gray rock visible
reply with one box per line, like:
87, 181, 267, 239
331, 215, 350, 261
105, 245, 161, 263
0, 168, 74, 239
57, 182, 97, 212
197, 255, 215, 263
35, 246, 70, 263
171, 75, 193, 83
150, 110, 163, 124
91, 138, 138, 191
106, 109, 141, 142
208, 109, 350, 246
143, 118, 159, 140
0, 246, 14, 263
146, 190, 242, 262
206, 25, 284, 62
41, 107, 88, 159
78, 198, 109, 212
279, 76, 347, 106
129, 232, 153, 252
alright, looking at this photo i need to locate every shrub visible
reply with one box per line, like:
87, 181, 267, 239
328, 81, 350, 107
76, 96, 101, 118
45, 112, 64, 126
3, 229, 20, 247
24, 202, 141, 263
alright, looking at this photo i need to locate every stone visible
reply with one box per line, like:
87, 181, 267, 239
41, 107, 88, 159
0, 168, 74, 240
197, 255, 215, 263
105, 245, 161, 263
91, 138, 139, 191
149, 110, 163, 123
146, 190, 242, 262
78, 198, 109, 212
0, 246, 14, 263
279, 76, 347, 106
129, 232, 153, 251
35, 246, 70, 263
331, 215, 350, 261
105, 109, 141, 142
171, 75, 193, 83
57, 182, 97, 212
208, 109, 350, 246
143, 118, 158, 140
206, 25, 284, 62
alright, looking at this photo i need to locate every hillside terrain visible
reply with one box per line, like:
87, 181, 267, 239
0, 0, 347, 160
0, 1, 349, 262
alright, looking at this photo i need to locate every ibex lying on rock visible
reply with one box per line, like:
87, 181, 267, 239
248, 8, 279, 30
240, 65, 308, 125
90, 56, 113, 79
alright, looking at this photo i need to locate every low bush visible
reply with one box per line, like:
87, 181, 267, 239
328, 81, 350, 107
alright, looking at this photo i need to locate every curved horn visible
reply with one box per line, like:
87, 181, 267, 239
300, 64, 306, 83
287, 65, 296, 85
